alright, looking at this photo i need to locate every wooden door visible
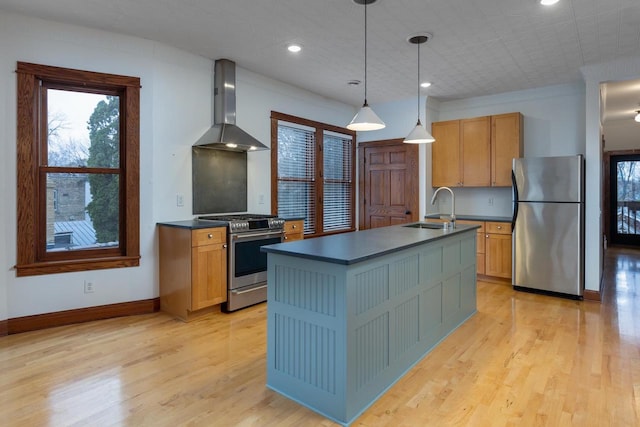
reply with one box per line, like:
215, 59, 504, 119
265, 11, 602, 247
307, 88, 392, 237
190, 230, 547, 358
461, 116, 491, 187
431, 120, 461, 187
491, 112, 523, 187
359, 139, 419, 230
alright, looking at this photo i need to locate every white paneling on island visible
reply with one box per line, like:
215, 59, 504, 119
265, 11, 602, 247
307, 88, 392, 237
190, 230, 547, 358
262, 223, 479, 425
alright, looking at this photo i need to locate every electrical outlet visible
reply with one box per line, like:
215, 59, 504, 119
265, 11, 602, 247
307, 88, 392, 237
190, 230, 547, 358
176, 194, 184, 207
84, 280, 94, 294
488, 197, 494, 206
258, 194, 265, 205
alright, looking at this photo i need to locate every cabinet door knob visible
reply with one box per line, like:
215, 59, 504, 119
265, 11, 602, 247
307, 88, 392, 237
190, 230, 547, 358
222, 244, 227, 248
207, 233, 213, 239
284, 236, 288, 240
292, 225, 297, 229
486, 234, 489, 238
497, 226, 502, 229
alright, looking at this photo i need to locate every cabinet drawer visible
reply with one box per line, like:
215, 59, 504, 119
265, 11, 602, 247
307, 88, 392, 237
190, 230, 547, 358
284, 220, 304, 234
192, 227, 226, 247
284, 232, 303, 242
485, 221, 510, 234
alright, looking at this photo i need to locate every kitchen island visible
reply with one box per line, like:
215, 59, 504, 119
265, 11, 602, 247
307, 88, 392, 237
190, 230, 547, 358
261, 223, 479, 426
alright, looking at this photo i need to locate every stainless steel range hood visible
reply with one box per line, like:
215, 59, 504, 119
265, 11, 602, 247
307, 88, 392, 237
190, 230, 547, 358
194, 59, 268, 152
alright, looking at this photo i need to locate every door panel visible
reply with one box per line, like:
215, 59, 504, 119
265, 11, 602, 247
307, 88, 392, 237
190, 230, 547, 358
359, 140, 419, 230
389, 170, 406, 206
370, 170, 386, 206
461, 116, 491, 186
431, 120, 461, 187
513, 156, 583, 203
514, 201, 582, 295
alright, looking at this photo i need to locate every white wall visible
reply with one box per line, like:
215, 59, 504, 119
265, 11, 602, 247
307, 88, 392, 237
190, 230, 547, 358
0, 11, 355, 321
603, 120, 640, 151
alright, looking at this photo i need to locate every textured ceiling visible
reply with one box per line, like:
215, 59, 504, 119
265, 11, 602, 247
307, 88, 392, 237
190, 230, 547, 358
1, 0, 640, 121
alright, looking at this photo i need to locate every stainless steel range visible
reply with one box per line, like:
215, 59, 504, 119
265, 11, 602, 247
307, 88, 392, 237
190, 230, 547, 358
198, 214, 285, 311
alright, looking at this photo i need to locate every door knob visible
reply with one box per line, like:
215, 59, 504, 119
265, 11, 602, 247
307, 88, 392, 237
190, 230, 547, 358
405, 210, 411, 215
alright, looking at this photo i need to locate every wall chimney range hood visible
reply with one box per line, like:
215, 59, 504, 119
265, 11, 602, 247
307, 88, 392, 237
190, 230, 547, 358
193, 59, 268, 152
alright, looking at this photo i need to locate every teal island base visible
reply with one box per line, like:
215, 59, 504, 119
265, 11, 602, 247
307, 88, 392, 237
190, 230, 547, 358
264, 227, 478, 426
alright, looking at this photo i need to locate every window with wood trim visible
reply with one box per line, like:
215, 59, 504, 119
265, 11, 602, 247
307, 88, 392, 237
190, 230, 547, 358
271, 111, 356, 238
15, 62, 140, 276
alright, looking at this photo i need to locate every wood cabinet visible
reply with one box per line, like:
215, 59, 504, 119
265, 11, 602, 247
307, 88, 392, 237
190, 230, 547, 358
283, 219, 304, 242
461, 116, 491, 186
159, 225, 227, 321
426, 218, 512, 280
484, 221, 512, 279
432, 116, 490, 187
431, 120, 461, 187
491, 113, 523, 186
431, 112, 522, 188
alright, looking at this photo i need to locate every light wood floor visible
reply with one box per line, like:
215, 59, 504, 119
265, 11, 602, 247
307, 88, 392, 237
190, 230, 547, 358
2, 248, 639, 426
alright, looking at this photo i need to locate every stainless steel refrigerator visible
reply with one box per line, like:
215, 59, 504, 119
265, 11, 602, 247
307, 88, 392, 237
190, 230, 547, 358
512, 155, 585, 298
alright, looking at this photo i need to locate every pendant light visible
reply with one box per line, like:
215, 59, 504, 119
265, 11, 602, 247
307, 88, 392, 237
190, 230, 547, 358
404, 33, 435, 144
347, 0, 385, 131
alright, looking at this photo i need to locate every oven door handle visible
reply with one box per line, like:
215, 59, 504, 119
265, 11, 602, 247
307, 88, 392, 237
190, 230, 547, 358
231, 284, 268, 295
232, 230, 284, 240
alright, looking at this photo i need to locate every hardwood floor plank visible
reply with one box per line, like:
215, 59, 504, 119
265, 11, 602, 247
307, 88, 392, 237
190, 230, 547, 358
2, 248, 640, 426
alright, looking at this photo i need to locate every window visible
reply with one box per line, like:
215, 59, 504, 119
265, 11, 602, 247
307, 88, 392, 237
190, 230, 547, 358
271, 111, 356, 238
16, 62, 140, 276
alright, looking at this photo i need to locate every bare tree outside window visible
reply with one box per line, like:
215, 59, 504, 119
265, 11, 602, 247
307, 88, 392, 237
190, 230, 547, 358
616, 161, 640, 235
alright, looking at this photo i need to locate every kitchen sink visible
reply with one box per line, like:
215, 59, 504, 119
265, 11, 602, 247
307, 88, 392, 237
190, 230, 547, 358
403, 222, 449, 229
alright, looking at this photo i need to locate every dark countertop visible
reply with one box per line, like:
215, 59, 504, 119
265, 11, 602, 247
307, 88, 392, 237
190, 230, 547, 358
280, 216, 305, 221
424, 213, 512, 223
261, 222, 479, 265
157, 219, 228, 229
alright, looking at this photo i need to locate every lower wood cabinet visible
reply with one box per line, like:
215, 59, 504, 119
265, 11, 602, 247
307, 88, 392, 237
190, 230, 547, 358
158, 225, 227, 321
484, 221, 512, 279
427, 218, 512, 280
283, 219, 304, 242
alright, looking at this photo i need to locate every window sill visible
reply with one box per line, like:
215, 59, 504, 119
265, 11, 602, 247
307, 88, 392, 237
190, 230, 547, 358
15, 256, 140, 277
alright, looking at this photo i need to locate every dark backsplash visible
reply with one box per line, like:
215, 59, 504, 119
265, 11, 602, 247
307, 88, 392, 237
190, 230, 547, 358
192, 147, 247, 214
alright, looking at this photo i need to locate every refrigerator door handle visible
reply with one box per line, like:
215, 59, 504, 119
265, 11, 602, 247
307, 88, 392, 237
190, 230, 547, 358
511, 170, 518, 232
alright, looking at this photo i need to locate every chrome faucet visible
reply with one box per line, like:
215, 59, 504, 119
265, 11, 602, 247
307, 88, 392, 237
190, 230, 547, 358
430, 186, 456, 227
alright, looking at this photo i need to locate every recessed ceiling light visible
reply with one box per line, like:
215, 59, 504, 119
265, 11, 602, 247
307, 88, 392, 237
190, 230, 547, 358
540, 0, 559, 5
420, 82, 432, 88
287, 44, 302, 53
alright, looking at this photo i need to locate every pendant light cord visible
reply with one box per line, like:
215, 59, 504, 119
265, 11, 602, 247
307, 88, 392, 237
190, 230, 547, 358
364, 1, 368, 105
416, 41, 420, 121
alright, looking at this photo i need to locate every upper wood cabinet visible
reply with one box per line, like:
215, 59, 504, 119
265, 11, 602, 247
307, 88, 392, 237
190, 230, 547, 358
431, 112, 522, 188
431, 120, 461, 187
491, 113, 523, 186
461, 116, 491, 186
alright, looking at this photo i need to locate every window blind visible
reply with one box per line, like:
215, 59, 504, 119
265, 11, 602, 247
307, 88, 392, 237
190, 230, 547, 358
277, 123, 316, 234
323, 131, 352, 232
